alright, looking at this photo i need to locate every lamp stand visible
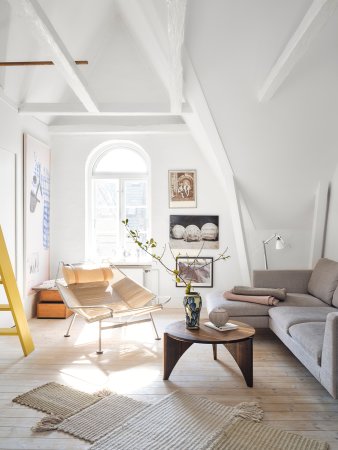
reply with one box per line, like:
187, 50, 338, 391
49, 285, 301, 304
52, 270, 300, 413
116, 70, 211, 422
262, 233, 284, 270
263, 242, 269, 270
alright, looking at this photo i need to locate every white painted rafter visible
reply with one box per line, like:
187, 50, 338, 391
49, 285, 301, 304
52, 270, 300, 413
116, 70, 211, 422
19, 102, 192, 116
258, 0, 338, 102
183, 52, 250, 284
13, 0, 99, 113
48, 123, 188, 136
167, 0, 187, 113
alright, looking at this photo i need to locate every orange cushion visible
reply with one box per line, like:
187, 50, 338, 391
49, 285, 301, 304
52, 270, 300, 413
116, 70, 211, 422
63, 265, 113, 285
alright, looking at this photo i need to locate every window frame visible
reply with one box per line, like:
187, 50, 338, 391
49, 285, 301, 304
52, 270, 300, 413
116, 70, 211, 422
86, 142, 150, 263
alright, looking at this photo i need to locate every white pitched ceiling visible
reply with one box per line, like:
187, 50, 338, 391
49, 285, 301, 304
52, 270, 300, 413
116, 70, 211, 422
0, 0, 170, 118
185, 0, 338, 230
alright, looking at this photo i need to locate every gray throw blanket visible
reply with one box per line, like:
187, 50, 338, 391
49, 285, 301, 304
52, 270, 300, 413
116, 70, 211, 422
232, 286, 287, 301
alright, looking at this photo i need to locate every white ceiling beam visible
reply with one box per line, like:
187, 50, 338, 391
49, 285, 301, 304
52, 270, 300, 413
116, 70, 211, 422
167, 0, 187, 113
48, 123, 188, 136
258, 0, 338, 102
14, 0, 99, 112
183, 50, 250, 285
19, 102, 192, 116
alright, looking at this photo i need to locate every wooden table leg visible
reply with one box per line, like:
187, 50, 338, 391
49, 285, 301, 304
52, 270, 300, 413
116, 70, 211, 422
212, 343, 217, 360
163, 333, 193, 380
224, 337, 253, 387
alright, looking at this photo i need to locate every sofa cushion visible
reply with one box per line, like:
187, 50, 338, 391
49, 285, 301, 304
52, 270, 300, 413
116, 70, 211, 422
269, 306, 336, 333
289, 322, 325, 365
280, 293, 326, 307
333, 286, 338, 308
307, 258, 338, 305
206, 291, 270, 317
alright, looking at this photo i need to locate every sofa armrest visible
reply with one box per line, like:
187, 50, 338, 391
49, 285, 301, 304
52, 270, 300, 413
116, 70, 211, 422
321, 312, 338, 399
252, 270, 312, 293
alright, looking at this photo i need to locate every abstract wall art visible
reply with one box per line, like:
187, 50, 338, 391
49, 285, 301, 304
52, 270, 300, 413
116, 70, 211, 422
24, 134, 50, 294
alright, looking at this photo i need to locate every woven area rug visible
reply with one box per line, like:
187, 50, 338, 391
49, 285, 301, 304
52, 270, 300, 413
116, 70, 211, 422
12, 382, 103, 418
89, 393, 328, 450
58, 393, 148, 443
210, 419, 328, 450
89, 392, 263, 450
13, 383, 329, 450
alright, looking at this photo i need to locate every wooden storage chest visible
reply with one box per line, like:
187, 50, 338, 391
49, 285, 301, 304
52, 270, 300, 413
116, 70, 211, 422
36, 288, 73, 319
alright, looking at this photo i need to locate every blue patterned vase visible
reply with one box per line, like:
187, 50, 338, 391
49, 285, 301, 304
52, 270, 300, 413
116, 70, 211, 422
183, 292, 202, 329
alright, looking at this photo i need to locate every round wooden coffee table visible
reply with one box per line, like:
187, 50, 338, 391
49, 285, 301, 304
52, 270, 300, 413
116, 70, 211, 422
163, 320, 255, 387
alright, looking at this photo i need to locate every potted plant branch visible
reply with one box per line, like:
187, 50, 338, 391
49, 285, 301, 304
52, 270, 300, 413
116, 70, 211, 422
122, 219, 230, 329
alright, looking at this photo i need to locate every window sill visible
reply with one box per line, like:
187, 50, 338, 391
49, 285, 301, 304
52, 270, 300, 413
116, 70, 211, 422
112, 261, 154, 270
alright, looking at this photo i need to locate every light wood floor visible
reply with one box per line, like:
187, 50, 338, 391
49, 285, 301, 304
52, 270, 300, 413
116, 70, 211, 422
1, 310, 338, 449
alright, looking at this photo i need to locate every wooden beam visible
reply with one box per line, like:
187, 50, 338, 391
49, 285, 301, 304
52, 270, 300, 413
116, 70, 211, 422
0, 61, 88, 66
14, 0, 99, 112
258, 0, 338, 102
19, 102, 189, 116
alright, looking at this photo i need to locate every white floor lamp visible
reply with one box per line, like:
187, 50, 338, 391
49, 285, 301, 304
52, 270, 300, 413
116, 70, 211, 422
262, 234, 285, 270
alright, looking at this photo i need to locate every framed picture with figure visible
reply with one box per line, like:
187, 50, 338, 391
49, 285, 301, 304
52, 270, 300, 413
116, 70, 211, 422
168, 170, 197, 208
176, 257, 213, 288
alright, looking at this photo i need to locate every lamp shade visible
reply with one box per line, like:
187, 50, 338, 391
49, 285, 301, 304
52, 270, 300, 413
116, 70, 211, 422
275, 236, 285, 250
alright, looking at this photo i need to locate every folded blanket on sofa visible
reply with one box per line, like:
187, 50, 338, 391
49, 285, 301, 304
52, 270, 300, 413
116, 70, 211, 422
232, 285, 287, 301
223, 291, 279, 306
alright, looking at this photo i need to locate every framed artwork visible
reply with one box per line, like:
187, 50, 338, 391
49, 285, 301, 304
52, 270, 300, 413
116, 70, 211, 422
24, 134, 51, 295
170, 215, 219, 249
176, 257, 213, 288
168, 170, 196, 208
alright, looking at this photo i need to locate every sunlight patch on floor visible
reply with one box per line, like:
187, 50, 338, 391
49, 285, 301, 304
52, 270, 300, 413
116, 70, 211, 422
74, 322, 102, 346
60, 363, 108, 386
58, 360, 160, 394
106, 367, 160, 394
73, 319, 159, 348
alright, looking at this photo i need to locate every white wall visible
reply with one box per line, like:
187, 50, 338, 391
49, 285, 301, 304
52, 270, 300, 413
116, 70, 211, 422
50, 132, 242, 307
324, 164, 338, 261
0, 100, 49, 318
240, 195, 312, 271
185, 0, 338, 269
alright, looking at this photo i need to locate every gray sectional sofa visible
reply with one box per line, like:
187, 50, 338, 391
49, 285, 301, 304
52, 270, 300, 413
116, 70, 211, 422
206, 258, 338, 398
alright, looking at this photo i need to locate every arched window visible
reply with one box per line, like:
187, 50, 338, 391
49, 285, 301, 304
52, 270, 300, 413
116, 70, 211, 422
88, 142, 150, 262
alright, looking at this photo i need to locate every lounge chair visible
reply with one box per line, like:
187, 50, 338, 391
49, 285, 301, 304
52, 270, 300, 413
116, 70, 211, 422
56, 263, 170, 354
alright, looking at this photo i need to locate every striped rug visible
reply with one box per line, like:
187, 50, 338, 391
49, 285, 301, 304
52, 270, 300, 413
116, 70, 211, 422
13, 384, 329, 449
89, 392, 328, 450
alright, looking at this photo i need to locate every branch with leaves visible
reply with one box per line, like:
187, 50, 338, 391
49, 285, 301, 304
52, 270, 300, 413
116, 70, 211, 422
122, 219, 230, 294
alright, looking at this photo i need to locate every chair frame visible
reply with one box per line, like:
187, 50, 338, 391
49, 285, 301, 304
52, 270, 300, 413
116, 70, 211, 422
56, 263, 170, 354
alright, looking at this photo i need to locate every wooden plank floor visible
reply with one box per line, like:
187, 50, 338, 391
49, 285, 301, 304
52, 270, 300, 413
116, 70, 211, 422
1, 310, 338, 449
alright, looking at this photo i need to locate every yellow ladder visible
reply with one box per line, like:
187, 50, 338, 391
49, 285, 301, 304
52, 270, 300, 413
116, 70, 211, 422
0, 226, 34, 356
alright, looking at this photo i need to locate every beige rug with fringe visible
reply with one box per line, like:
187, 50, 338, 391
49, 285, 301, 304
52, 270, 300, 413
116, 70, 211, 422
13, 383, 329, 450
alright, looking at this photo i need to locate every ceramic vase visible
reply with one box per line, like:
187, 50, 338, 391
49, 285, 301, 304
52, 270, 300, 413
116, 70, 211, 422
183, 292, 202, 329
